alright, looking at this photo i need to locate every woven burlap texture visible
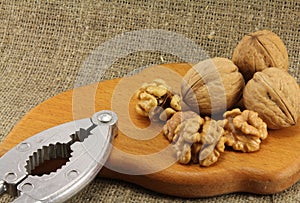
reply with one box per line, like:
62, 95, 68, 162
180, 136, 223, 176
0, 0, 299, 202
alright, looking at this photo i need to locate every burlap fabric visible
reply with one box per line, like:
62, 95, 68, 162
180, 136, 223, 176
0, 0, 299, 202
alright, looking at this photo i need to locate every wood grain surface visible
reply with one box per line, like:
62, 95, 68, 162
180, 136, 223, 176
0, 63, 300, 198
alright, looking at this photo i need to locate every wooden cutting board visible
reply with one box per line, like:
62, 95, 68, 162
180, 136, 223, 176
1, 63, 300, 198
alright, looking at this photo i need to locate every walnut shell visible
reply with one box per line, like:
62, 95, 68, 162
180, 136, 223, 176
243, 68, 300, 129
181, 57, 245, 116
232, 30, 289, 81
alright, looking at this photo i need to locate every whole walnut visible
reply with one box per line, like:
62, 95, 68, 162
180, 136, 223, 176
243, 68, 300, 129
181, 57, 245, 116
232, 30, 289, 81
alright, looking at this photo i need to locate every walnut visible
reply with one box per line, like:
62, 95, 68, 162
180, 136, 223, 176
198, 117, 227, 166
170, 94, 181, 111
243, 68, 300, 129
223, 108, 268, 152
173, 115, 204, 143
159, 108, 176, 121
172, 115, 203, 164
164, 112, 227, 167
135, 92, 158, 117
162, 111, 199, 142
232, 30, 289, 81
181, 57, 245, 115
173, 136, 192, 164
191, 142, 202, 164
135, 79, 181, 121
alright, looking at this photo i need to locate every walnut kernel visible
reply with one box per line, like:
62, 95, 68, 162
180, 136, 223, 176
135, 79, 181, 121
199, 117, 227, 166
162, 111, 199, 142
223, 108, 268, 152
163, 112, 227, 167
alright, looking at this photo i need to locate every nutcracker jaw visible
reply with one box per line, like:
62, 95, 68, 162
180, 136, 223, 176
0, 110, 118, 203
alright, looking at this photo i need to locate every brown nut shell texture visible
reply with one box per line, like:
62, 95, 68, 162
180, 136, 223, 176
243, 68, 300, 129
232, 30, 289, 81
181, 57, 245, 115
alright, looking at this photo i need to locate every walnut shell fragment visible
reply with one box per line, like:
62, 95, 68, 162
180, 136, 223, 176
243, 68, 300, 129
223, 108, 268, 152
232, 30, 289, 81
181, 57, 245, 116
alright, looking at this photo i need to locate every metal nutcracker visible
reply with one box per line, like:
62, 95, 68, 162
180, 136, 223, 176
0, 110, 118, 202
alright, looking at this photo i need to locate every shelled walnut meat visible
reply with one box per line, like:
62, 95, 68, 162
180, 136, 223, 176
223, 109, 268, 152
181, 57, 245, 116
162, 111, 199, 142
173, 115, 204, 164
135, 79, 181, 121
243, 68, 300, 129
232, 30, 289, 81
163, 111, 227, 167
198, 117, 227, 166
162, 109, 268, 167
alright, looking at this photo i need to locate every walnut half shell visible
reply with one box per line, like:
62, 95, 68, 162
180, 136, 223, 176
243, 68, 300, 129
